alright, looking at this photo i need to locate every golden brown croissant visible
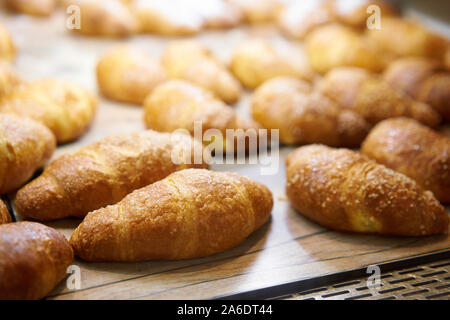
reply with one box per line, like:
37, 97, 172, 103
62, 0, 136, 37
132, 0, 241, 36
162, 41, 241, 104
0, 23, 15, 63
336, 0, 398, 28
143, 80, 262, 151
0, 114, 56, 195
97, 46, 167, 105
362, 118, 450, 203
0, 200, 11, 224
319, 67, 441, 127
286, 144, 448, 236
0, 78, 97, 143
228, 0, 283, 24
15, 130, 208, 221
0, 222, 73, 299
366, 17, 448, 61
251, 77, 370, 147
277, 0, 337, 40
230, 39, 315, 89
70, 169, 273, 261
3, 0, 56, 16
383, 58, 450, 122
305, 23, 388, 74
0, 61, 22, 98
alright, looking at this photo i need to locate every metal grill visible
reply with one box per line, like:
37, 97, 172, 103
284, 259, 450, 300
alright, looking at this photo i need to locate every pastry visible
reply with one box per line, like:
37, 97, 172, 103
362, 117, 450, 203
14, 130, 208, 221
286, 144, 448, 236
0, 23, 15, 62
0, 114, 55, 195
70, 169, 273, 261
251, 76, 369, 147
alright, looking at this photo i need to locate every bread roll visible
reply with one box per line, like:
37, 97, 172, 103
230, 39, 314, 89
97, 46, 167, 104
319, 67, 441, 127
251, 76, 370, 147
3, 0, 56, 16
0, 79, 97, 143
0, 114, 56, 195
362, 118, 450, 203
0, 222, 73, 299
0, 23, 15, 62
286, 144, 448, 236
162, 41, 241, 104
15, 130, 208, 221
0, 200, 11, 224
70, 169, 273, 261
0, 61, 22, 98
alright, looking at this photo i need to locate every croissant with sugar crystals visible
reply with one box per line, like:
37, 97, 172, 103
70, 169, 273, 261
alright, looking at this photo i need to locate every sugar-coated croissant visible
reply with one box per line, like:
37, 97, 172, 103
362, 118, 450, 203
70, 169, 273, 261
162, 41, 241, 104
336, 0, 398, 28
97, 46, 167, 105
230, 39, 314, 89
366, 17, 448, 61
251, 77, 369, 147
0, 222, 73, 299
143, 80, 262, 151
319, 67, 441, 127
62, 0, 136, 37
0, 200, 11, 224
277, 0, 337, 40
229, 0, 283, 24
3, 0, 56, 16
0, 114, 56, 195
132, 0, 241, 36
383, 58, 450, 122
0, 61, 22, 98
0, 79, 97, 143
15, 130, 208, 221
0, 23, 15, 62
305, 23, 388, 74
286, 145, 448, 236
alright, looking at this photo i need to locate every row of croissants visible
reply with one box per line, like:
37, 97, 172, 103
0, 0, 449, 300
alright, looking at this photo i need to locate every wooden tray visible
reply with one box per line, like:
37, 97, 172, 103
2, 8, 449, 300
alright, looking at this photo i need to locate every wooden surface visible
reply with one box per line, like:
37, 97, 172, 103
1, 5, 449, 300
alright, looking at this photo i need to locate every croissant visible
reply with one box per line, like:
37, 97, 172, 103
0, 78, 97, 143
319, 67, 441, 127
336, 0, 398, 28
286, 145, 448, 236
143, 80, 262, 152
0, 200, 11, 224
366, 17, 448, 61
3, 0, 56, 16
0, 23, 15, 62
0, 114, 56, 195
162, 41, 241, 104
0, 61, 22, 98
97, 46, 167, 105
132, 0, 241, 36
62, 0, 136, 37
230, 39, 314, 89
229, 0, 283, 24
15, 130, 208, 221
277, 0, 337, 40
0, 222, 73, 299
383, 58, 450, 122
70, 169, 273, 261
305, 23, 388, 74
362, 118, 450, 203
251, 77, 370, 147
